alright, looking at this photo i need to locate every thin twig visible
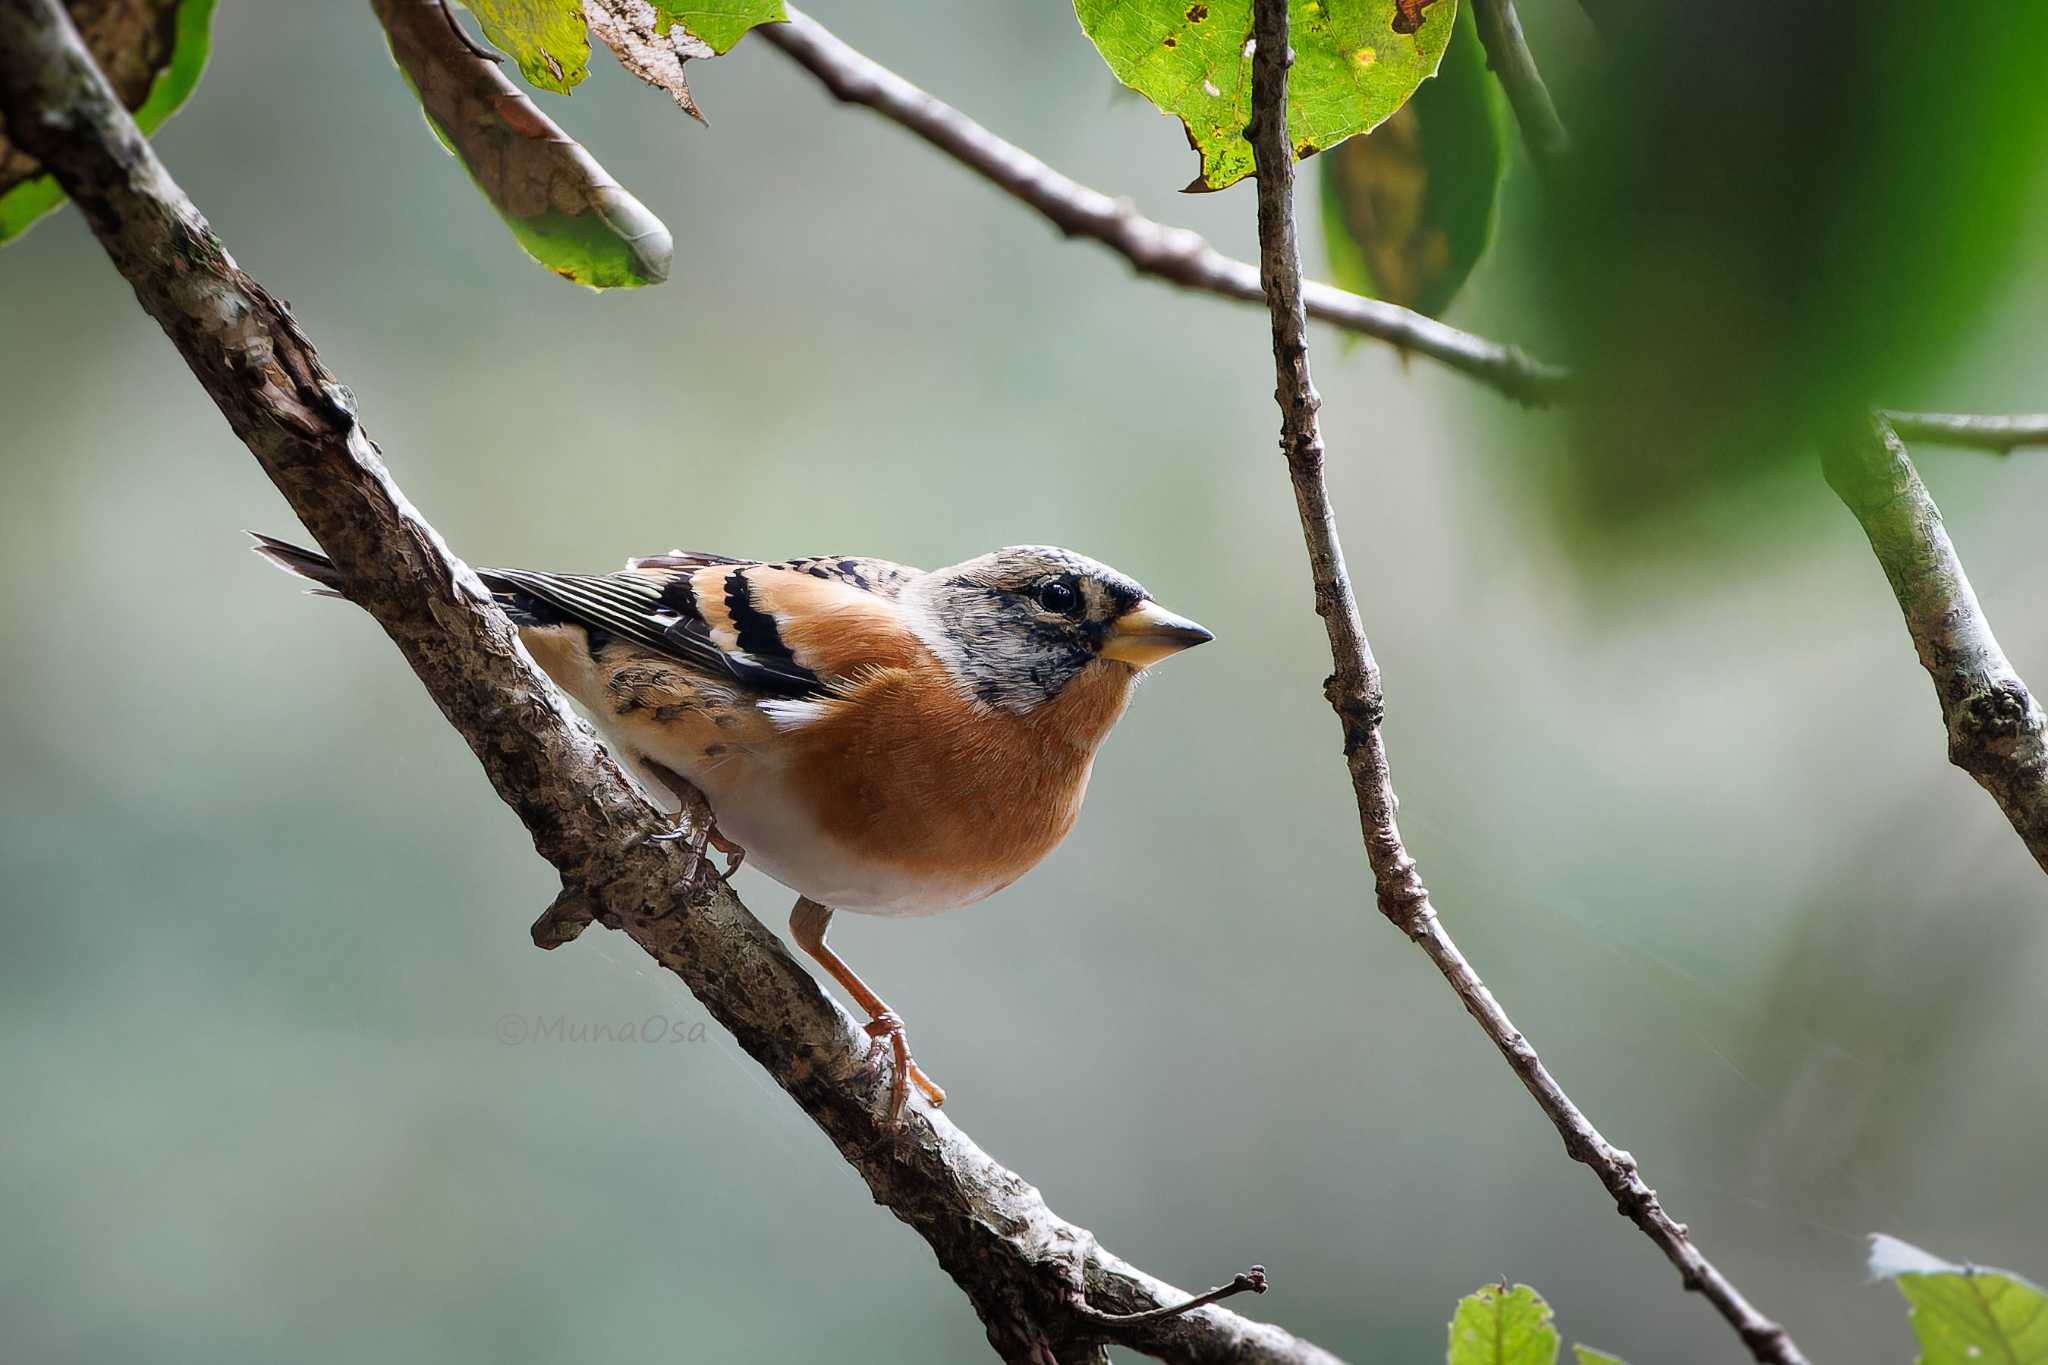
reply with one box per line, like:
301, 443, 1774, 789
1074, 1266, 1267, 1329
434, 0, 504, 63
530, 883, 599, 948
1244, 2, 1811, 1362
0, 5, 1341, 1362
1825, 414, 2048, 874
1879, 411, 2048, 455
1469, 0, 1569, 174
755, 5, 1568, 405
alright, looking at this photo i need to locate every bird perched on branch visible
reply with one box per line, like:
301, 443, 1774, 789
254, 535, 1212, 1120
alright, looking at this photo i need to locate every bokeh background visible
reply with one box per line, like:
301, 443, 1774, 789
4, 3, 2045, 1362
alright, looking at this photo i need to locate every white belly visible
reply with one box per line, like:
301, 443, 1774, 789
618, 746, 1001, 918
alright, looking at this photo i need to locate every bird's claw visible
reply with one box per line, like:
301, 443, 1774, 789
654, 812, 746, 888
862, 1010, 947, 1121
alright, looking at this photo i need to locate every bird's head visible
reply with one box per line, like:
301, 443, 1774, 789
905, 546, 1213, 715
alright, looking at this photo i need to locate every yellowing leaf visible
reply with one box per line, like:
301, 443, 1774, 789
1075, 0, 1456, 190
466, 0, 591, 94
1319, 0, 1502, 316
468, 0, 783, 115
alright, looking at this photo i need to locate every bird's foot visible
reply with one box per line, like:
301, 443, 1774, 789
707, 827, 746, 881
666, 817, 746, 891
863, 1010, 947, 1122
641, 764, 745, 885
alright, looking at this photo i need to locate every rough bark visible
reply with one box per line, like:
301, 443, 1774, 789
1245, 2, 1811, 1362
0, 3, 1342, 1361
1825, 415, 2048, 874
0, 0, 181, 193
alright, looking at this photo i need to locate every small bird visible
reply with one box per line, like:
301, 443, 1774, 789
253, 535, 1212, 1118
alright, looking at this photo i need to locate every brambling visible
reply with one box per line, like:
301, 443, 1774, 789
253, 535, 1212, 1118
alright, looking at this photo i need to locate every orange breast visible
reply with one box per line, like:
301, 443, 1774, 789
788, 661, 1138, 895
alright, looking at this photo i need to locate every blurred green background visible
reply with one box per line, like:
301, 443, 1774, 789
4, 3, 2045, 1362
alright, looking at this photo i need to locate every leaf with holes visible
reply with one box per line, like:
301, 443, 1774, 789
1447, 1284, 1560, 1365
1871, 1235, 2048, 1365
378, 0, 672, 288
0, 0, 217, 246
1319, 0, 1501, 316
1075, 0, 1456, 190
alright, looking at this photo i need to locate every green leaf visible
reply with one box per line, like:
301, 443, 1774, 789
0, 0, 218, 246
466, 0, 591, 94
651, 0, 786, 56
1871, 1235, 2048, 1365
1515, 1, 2048, 564
1075, 0, 1456, 190
476, 0, 784, 116
382, 0, 671, 289
1570, 1348, 1626, 1365
1448, 1283, 1559, 1365
1318, 0, 1502, 316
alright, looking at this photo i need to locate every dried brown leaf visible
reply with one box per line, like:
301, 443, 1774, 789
582, 0, 713, 125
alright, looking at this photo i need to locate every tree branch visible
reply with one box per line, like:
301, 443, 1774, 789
755, 5, 1568, 405
1469, 0, 1570, 174
0, 4, 1342, 1361
1245, 3, 1811, 1363
1824, 415, 2048, 874
1879, 411, 2048, 455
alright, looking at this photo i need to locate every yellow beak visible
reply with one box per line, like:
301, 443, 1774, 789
1100, 599, 1215, 669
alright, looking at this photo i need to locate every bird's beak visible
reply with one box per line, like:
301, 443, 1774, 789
1100, 600, 1215, 669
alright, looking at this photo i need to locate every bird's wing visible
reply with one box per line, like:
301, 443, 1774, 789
484, 557, 925, 699
631, 552, 918, 599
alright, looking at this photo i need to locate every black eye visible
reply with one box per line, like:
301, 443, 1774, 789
1035, 579, 1080, 616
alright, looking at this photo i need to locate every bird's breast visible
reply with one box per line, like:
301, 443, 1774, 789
728, 663, 1132, 916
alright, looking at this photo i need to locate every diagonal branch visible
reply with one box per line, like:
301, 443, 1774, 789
1469, 0, 1570, 174
1824, 415, 2048, 874
1878, 411, 2048, 455
0, 4, 1342, 1362
756, 5, 1569, 405
1244, 2, 1811, 1362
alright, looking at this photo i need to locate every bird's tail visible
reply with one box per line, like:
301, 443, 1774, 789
251, 532, 538, 619
248, 532, 349, 597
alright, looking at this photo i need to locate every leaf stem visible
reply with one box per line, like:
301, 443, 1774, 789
1469, 0, 1569, 174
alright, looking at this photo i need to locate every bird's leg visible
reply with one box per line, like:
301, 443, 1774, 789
639, 759, 744, 883
789, 896, 946, 1122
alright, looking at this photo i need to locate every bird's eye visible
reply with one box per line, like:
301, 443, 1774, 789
1035, 579, 1080, 616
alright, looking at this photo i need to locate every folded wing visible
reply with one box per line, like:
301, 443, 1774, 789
482, 556, 925, 699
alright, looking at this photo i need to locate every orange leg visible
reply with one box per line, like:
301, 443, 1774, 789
790, 897, 946, 1122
